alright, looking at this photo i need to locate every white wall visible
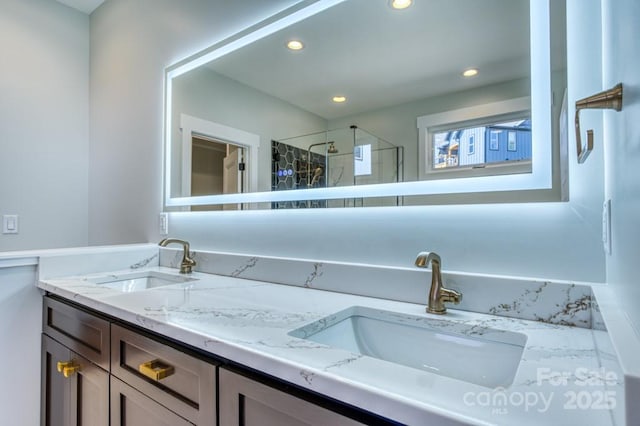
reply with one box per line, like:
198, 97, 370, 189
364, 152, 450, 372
89, 0, 606, 282
0, 0, 89, 251
601, 0, 640, 333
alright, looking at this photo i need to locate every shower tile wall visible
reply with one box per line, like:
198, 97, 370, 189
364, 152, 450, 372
271, 141, 327, 209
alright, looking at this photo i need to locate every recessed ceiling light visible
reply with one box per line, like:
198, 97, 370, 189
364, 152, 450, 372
332, 96, 347, 103
390, 0, 413, 10
463, 68, 479, 77
286, 40, 304, 51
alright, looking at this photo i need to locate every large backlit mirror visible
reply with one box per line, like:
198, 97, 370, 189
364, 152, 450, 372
164, 0, 566, 210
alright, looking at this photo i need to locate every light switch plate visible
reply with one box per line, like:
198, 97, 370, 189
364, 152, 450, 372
602, 199, 611, 255
2, 215, 19, 234
159, 213, 169, 235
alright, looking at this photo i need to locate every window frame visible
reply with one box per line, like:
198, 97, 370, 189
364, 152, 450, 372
507, 131, 518, 152
418, 97, 532, 181
489, 131, 500, 151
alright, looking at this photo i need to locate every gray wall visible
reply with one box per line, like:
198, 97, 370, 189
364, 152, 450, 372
171, 67, 327, 195
87, 0, 606, 282
89, 0, 298, 244
0, 0, 89, 251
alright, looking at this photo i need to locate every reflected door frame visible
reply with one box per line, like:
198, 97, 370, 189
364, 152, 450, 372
180, 114, 259, 201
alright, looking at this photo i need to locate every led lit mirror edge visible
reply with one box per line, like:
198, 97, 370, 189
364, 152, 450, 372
163, 0, 558, 210
163, 0, 345, 210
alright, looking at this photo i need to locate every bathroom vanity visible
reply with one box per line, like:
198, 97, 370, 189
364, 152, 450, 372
41, 293, 365, 426
37, 244, 626, 426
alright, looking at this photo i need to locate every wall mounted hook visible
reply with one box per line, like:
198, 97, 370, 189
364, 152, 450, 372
575, 83, 623, 163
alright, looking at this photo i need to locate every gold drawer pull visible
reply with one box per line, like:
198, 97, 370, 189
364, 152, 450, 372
139, 359, 175, 381
56, 360, 80, 378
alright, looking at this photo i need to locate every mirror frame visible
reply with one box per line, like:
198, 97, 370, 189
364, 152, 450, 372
164, 0, 555, 209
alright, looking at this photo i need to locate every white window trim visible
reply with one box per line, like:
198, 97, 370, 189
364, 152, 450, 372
417, 97, 531, 181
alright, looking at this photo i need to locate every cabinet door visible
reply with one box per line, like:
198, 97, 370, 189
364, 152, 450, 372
73, 351, 109, 426
42, 335, 109, 426
42, 335, 72, 426
219, 369, 364, 426
110, 377, 193, 426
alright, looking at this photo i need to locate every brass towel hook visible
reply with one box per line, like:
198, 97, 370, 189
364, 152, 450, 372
575, 83, 623, 163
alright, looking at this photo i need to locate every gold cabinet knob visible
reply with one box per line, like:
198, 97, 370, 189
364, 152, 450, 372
56, 360, 80, 378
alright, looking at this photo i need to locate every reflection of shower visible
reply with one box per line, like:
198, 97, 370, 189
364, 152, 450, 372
272, 125, 405, 208
306, 141, 338, 187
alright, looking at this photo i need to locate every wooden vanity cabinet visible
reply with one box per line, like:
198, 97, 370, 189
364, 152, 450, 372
41, 297, 110, 426
41, 296, 216, 426
42, 295, 387, 426
218, 368, 365, 426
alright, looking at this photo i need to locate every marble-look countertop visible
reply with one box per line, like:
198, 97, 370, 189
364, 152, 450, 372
38, 265, 623, 426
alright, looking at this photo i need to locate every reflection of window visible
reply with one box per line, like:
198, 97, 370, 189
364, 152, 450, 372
489, 131, 499, 150
416, 97, 548, 194
354, 145, 363, 160
507, 131, 517, 151
428, 115, 531, 173
354, 144, 372, 176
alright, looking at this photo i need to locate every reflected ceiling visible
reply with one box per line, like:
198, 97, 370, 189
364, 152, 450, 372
55, 0, 104, 14
208, 0, 530, 120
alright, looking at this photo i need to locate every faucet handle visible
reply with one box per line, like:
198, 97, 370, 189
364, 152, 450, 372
180, 252, 196, 274
440, 288, 462, 305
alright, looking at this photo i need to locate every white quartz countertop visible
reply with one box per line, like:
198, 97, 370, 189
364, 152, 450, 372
39, 267, 621, 426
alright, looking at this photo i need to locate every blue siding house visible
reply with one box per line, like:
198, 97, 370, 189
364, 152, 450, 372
433, 119, 531, 170
484, 119, 532, 164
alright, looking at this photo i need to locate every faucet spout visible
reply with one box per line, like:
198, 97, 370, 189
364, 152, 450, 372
415, 251, 462, 314
158, 238, 196, 274
415, 251, 441, 268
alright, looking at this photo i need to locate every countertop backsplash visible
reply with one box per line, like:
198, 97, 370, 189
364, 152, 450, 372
161, 248, 601, 330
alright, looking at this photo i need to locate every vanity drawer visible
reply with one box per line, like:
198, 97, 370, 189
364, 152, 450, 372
110, 377, 192, 426
111, 324, 216, 425
42, 296, 110, 369
219, 368, 366, 426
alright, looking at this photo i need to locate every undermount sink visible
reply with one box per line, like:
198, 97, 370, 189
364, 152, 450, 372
87, 271, 198, 292
289, 306, 526, 388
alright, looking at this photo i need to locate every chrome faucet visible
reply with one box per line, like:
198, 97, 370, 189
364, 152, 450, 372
415, 251, 462, 314
158, 238, 196, 274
